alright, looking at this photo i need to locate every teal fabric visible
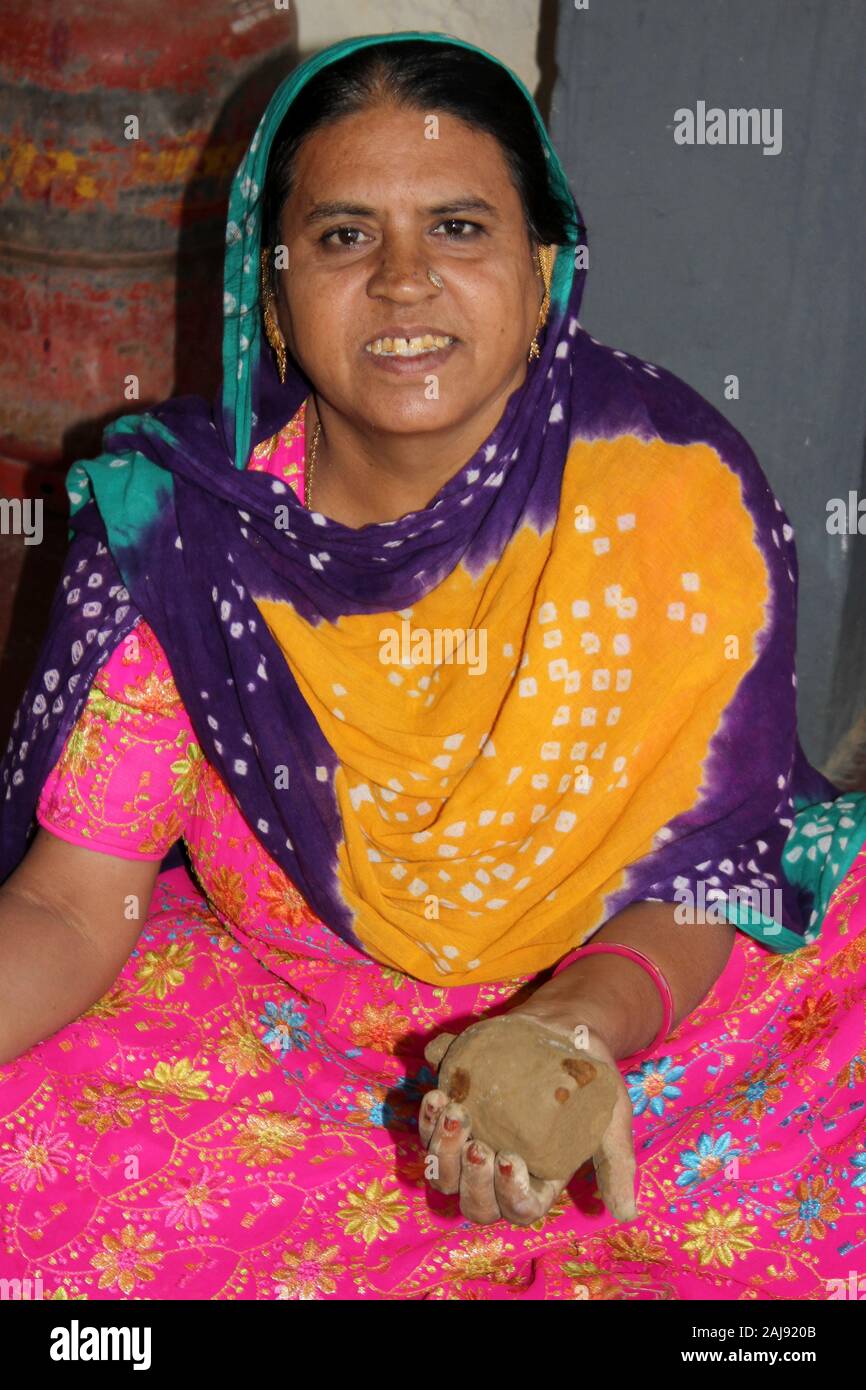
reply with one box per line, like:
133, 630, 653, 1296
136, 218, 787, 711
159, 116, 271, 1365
66, 415, 179, 551
723, 792, 866, 949
783, 793, 866, 933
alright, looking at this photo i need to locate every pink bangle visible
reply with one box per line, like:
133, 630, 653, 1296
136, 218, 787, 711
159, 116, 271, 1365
551, 942, 675, 1069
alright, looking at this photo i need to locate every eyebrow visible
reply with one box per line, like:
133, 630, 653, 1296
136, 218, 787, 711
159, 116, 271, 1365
301, 197, 501, 226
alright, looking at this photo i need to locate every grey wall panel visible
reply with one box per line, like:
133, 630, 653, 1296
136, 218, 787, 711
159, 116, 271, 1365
548, 0, 866, 768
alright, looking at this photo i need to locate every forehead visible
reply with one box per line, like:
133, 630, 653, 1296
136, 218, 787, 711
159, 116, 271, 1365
285, 104, 519, 209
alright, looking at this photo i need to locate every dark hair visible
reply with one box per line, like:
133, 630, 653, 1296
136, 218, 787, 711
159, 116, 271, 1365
259, 38, 577, 300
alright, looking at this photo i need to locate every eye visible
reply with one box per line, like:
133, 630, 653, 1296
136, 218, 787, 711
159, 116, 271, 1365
318, 218, 485, 250
433, 219, 484, 239
319, 225, 371, 249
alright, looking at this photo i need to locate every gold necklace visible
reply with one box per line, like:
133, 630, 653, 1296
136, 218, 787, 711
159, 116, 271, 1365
304, 417, 321, 509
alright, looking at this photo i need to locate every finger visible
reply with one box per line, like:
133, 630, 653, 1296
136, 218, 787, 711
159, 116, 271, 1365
427, 1100, 472, 1194
493, 1149, 568, 1227
591, 1085, 638, 1221
458, 1139, 501, 1225
418, 1088, 449, 1148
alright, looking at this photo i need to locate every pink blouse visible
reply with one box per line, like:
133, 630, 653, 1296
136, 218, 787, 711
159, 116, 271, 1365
36, 398, 318, 941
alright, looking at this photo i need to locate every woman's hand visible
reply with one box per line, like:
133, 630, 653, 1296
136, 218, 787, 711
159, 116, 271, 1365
418, 1017, 637, 1226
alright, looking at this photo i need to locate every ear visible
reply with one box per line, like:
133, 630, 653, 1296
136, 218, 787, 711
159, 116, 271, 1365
424, 1031, 457, 1069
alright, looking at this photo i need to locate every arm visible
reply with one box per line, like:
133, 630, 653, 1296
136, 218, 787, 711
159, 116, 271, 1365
0, 828, 161, 1065
510, 898, 736, 1057
0, 617, 201, 1066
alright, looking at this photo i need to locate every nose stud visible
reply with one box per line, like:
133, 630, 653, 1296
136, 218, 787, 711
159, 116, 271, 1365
427, 267, 444, 288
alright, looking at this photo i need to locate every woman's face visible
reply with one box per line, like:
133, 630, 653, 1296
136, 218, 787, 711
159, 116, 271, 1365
273, 102, 545, 438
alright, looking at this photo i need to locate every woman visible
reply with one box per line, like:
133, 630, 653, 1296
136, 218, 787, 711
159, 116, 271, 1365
0, 31, 864, 1300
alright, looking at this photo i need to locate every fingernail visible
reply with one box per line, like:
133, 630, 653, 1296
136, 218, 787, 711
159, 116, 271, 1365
498, 1160, 513, 1176
467, 1143, 485, 1165
443, 1117, 461, 1133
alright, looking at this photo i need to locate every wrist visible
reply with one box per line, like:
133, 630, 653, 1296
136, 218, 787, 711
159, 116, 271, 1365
511, 955, 662, 1061
509, 1005, 617, 1068
509, 980, 621, 1056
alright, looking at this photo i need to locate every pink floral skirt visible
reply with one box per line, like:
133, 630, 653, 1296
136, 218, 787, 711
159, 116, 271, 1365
2, 844, 865, 1301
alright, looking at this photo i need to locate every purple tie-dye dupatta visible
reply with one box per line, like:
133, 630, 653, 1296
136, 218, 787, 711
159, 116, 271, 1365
0, 31, 845, 963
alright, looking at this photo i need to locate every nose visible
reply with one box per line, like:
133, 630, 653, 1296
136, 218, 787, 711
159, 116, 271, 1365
367, 240, 441, 303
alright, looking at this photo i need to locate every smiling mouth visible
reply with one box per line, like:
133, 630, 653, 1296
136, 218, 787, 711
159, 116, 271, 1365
365, 333, 457, 358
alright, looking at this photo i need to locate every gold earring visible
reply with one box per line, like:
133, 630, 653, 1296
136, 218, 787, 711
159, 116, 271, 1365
260, 247, 287, 384
528, 243, 555, 362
